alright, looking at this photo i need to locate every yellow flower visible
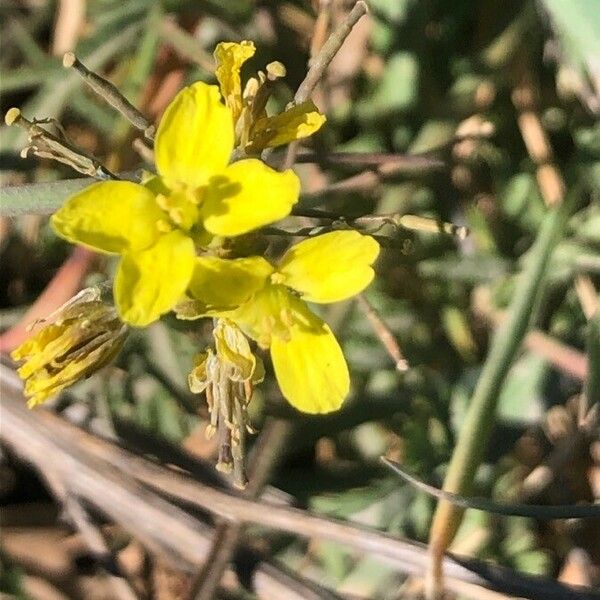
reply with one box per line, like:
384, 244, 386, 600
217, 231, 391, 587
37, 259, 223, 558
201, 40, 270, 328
178, 231, 380, 414
10, 288, 128, 407
189, 319, 264, 488
52, 82, 300, 327
214, 41, 326, 153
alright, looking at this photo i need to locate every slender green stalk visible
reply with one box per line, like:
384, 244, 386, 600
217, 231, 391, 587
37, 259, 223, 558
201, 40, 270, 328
1, 179, 93, 217
582, 312, 600, 423
427, 186, 579, 594
0, 173, 139, 217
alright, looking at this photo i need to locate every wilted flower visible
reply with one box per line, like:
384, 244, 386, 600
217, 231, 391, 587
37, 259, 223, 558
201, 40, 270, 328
178, 231, 380, 414
52, 81, 300, 327
189, 319, 264, 487
214, 41, 326, 153
11, 288, 128, 407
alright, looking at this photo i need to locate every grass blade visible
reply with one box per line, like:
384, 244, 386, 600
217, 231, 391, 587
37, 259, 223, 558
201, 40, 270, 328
427, 186, 580, 590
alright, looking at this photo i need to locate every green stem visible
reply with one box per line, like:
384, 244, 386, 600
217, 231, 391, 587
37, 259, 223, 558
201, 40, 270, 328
428, 186, 579, 555
0, 171, 138, 217
582, 311, 600, 421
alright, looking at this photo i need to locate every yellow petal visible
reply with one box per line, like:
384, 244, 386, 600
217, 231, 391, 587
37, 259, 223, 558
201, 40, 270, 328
13, 323, 71, 379
214, 41, 256, 123
188, 255, 273, 312
155, 82, 234, 189
202, 159, 299, 236
277, 231, 380, 303
23, 336, 125, 407
230, 284, 321, 348
250, 101, 326, 151
271, 323, 349, 414
115, 230, 196, 326
52, 181, 164, 254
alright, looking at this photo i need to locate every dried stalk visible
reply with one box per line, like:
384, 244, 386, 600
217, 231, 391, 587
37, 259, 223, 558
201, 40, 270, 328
294, 1, 368, 105
0, 369, 339, 600
0, 366, 590, 600
63, 52, 155, 139
357, 294, 408, 371
283, 1, 369, 170
382, 458, 600, 519
4, 108, 117, 179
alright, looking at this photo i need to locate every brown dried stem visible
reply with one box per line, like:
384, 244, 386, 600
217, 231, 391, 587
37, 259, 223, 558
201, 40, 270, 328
1, 367, 591, 599
4, 108, 117, 179
63, 51, 155, 139
0, 368, 339, 600
283, 1, 369, 170
357, 294, 408, 371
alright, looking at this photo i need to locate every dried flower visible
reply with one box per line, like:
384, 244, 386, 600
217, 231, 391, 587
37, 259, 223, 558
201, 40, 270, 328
189, 319, 264, 487
214, 41, 326, 153
11, 288, 128, 407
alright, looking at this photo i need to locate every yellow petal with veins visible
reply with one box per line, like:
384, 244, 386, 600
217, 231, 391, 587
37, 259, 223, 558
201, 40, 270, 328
229, 284, 321, 349
187, 255, 274, 313
202, 159, 299, 236
250, 101, 326, 151
155, 82, 234, 189
278, 231, 380, 303
271, 322, 349, 414
115, 230, 196, 327
52, 181, 164, 254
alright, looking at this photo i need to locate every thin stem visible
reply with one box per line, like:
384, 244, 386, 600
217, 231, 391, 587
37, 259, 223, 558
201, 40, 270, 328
382, 458, 600, 519
283, 1, 368, 170
4, 108, 117, 179
295, 150, 445, 169
427, 187, 578, 597
294, 1, 368, 104
357, 294, 408, 371
63, 51, 155, 139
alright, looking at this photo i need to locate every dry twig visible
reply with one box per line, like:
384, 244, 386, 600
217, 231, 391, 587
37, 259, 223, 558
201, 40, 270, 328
0, 366, 592, 600
357, 294, 408, 371
283, 1, 369, 170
